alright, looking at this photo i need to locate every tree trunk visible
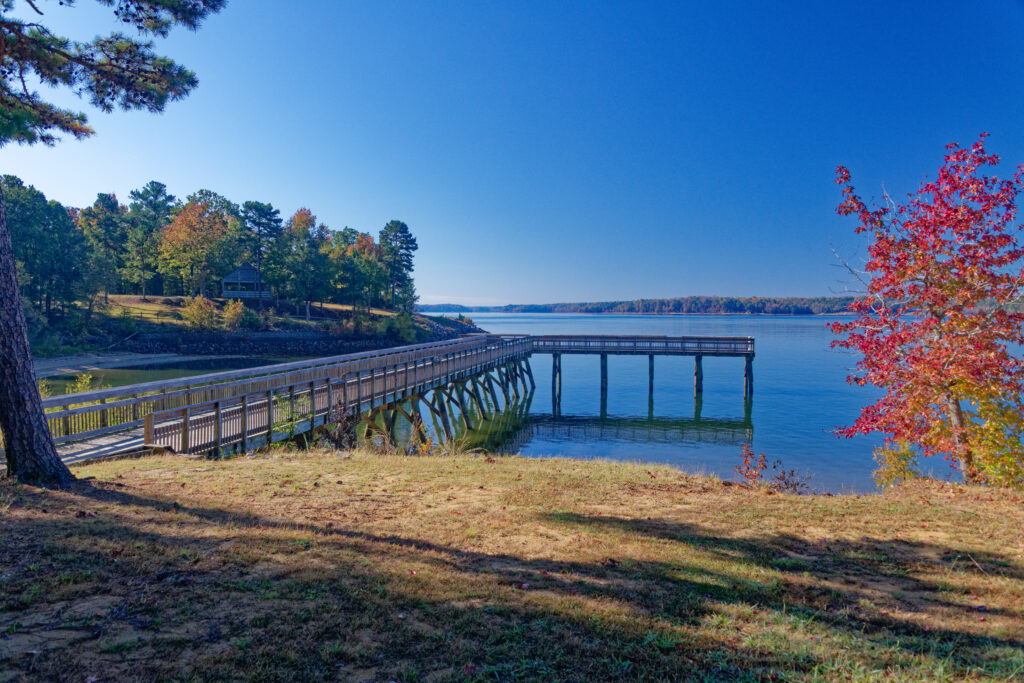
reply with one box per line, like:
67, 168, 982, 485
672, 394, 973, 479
141, 265, 147, 302
945, 391, 977, 483
305, 300, 310, 321
0, 184, 73, 488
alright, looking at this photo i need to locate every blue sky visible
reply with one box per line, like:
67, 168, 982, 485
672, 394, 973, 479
5, 0, 1024, 305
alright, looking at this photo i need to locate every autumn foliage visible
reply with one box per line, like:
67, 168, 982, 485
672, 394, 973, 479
832, 135, 1024, 488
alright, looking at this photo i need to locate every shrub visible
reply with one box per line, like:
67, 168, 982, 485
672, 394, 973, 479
223, 299, 262, 331
873, 442, 920, 488
181, 296, 218, 331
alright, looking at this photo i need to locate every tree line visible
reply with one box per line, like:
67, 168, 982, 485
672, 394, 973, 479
419, 296, 856, 315
3, 175, 419, 322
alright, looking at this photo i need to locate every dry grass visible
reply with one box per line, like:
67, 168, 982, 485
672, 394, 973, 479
1, 451, 1022, 681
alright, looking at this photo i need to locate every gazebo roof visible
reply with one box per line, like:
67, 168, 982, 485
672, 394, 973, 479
222, 264, 260, 283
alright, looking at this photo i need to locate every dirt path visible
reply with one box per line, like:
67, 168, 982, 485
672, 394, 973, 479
33, 352, 236, 378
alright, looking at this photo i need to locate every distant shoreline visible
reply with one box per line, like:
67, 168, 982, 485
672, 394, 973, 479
424, 310, 856, 317
418, 295, 856, 317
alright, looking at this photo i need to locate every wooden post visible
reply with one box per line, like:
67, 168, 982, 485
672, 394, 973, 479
289, 385, 296, 436
744, 356, 753, 399
435, 393, 454, 441
99, 397, 108, 429
266, 389, 274, 444
214, 400, 222, 456
309, 380, 316, 426
327, 381, 334, 423
600, 353, 608, 419
551, 353, 561, 417
648, 354, 654, 420
694, 354, 703, 397
144, 412, 154, 444
241, 394, 249, 453
181, 406, 190, 454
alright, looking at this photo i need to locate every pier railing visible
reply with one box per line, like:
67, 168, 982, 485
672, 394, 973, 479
531, 335, 754, 356
41, 334, 528, 446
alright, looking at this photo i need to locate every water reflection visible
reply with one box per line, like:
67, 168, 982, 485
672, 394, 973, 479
506, 413, 753, 451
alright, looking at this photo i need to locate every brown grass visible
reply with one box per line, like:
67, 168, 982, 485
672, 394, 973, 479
1, 451, 1022, 681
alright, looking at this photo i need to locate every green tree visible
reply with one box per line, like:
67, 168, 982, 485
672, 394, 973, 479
1, 175, 87, 319
0, 0, 225, 487
240, 200, 282, 308
281, 208, 332, 320
77, 193, 129, 304
379, 219, 418, 309
126, 180, 177, 300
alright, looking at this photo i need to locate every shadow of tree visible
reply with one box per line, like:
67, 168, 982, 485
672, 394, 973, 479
1, 479, 1021, 682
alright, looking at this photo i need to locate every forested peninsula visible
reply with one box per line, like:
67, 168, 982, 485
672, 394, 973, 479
419, 295, 856, 315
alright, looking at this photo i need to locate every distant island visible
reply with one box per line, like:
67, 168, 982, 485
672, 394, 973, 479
418, 296, 856, 316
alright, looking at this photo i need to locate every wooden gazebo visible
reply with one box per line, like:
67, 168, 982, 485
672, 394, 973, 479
220, 264, 269, 299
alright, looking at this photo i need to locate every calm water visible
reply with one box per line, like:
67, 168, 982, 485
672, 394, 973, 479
454, 313, 952, 493
49, 315, 955, 491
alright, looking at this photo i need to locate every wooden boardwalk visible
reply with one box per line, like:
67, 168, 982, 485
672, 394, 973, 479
35, 334, 754, 463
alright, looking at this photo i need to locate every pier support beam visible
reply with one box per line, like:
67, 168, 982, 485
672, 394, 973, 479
600, 353, 608, 419
694, 354, 703, 397
648, 354, 654, 419
744, 356, 753, 400
551, 353, 562, 417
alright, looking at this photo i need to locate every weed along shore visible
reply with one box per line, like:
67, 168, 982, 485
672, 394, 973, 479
2, 451, 1022, 681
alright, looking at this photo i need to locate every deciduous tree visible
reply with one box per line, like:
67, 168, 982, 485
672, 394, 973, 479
158, 200, 240, 296
832, 135, 1024, 487
280, 208, 332, 320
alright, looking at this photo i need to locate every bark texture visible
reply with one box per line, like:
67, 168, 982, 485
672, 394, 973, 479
0, 183, 73, 488
945, 391, 976, 483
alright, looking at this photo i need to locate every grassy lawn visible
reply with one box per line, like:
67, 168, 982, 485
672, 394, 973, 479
105, 295, 401, 326
1, 451, 1022, 681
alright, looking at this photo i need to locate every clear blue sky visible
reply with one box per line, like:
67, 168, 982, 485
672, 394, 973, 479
6, 0, 1024, 305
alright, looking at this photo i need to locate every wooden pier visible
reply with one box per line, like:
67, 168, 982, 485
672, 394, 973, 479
28, 334, 754, 463
532, 335, 755, 417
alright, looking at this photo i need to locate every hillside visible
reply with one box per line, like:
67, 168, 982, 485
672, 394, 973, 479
1, 451, 1020, 681
419, 296, 856, 315
30, 295, 483, 358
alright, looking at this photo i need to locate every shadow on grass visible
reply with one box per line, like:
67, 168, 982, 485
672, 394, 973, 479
1, 480, 1021, 682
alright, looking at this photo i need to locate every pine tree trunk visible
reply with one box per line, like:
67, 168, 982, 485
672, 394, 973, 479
945, 391, 976, 483
0, 184, 73, 488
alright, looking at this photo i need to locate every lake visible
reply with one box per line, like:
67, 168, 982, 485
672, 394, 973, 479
449, 312, 946, 493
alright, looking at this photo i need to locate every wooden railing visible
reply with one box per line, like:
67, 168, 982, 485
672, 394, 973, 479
143, 335, 534, 454
530, 335, 754, 356
42, 335, 527, 446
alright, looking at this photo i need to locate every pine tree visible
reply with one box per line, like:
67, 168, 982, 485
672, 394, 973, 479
78, 193, 129, 304
127, 181, 177, 300
241, 201, 282, 308
0, 0, 224, 488
379, 220, 418, 309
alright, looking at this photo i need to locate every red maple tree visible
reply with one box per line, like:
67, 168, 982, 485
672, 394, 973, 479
831, 134, 1024, 486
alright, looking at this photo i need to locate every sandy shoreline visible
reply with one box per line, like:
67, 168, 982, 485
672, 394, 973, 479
33, 352, 236, 378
